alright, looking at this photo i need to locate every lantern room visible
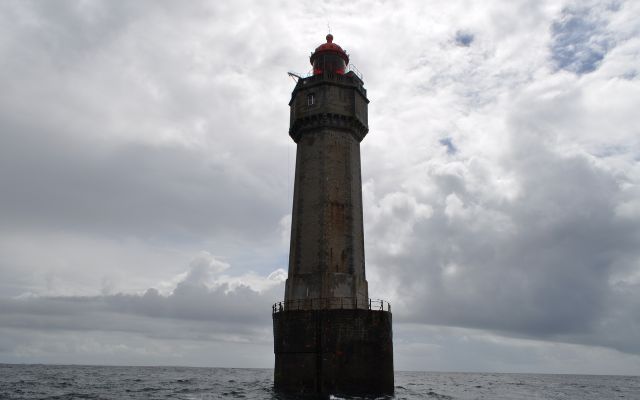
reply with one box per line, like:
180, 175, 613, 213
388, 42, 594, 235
310, 34, 349, 75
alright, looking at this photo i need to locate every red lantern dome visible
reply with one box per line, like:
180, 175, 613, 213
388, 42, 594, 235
310, 34, 349, 75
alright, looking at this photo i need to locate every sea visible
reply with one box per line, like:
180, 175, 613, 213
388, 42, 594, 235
0, 364, 638, 399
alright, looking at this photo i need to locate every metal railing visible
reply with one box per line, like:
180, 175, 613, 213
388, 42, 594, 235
290, 65, 364, 82
272, 297, 390, 314
347, 64, 363, 80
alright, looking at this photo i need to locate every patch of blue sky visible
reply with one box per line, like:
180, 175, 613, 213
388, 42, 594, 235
454, 31, 474, 47
439, 137, 457, 155
550, 6, 616, 75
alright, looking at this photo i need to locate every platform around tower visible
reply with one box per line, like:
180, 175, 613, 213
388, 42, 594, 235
272, 305, 394, 397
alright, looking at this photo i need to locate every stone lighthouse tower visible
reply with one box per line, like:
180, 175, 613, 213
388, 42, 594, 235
272, 34, 394, 396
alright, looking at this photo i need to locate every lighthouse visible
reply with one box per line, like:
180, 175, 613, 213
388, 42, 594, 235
272, 34, 394, 396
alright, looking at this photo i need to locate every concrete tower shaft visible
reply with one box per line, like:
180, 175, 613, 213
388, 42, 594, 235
285, 50, 370, 307
273, 36, 393, 397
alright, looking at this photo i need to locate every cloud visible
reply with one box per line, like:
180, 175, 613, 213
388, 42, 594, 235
395, 324, 640, 375
0, 254, 284, 346
184, 251, 231, 284
0, 253, 286, 366
0, 0, 639, 373
364, 33, 640, 356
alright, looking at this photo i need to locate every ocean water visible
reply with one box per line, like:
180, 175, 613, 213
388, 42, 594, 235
0, 364, 638, 399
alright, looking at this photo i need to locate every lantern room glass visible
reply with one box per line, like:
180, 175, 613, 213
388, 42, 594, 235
312, 53, 346, 75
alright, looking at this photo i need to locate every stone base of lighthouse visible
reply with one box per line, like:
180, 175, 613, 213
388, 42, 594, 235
273, 308, 394, 397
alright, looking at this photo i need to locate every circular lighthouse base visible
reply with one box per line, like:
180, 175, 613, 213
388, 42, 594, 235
273, 308, 394, 397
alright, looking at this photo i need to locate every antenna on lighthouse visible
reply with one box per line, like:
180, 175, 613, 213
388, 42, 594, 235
287, 71, 302, 82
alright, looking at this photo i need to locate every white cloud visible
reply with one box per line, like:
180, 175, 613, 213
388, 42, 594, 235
0, 0, 639, 374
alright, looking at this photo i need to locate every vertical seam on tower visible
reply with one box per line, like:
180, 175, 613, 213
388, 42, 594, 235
347, 135, 355, 275
293, 143, 302, 276
318, 127, 326, 298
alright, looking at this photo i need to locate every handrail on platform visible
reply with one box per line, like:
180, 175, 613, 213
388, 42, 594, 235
272, 297, 390, 314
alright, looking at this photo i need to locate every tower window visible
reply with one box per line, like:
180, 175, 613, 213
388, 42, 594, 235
307, 93, 315, 106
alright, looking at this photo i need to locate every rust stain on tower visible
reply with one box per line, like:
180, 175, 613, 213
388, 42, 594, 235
272, 34, 394, 397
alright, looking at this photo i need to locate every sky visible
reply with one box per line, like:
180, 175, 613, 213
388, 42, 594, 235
1, 0, 639, 375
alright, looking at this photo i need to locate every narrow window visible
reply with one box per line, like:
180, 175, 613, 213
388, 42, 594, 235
307, 93, 315, 106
